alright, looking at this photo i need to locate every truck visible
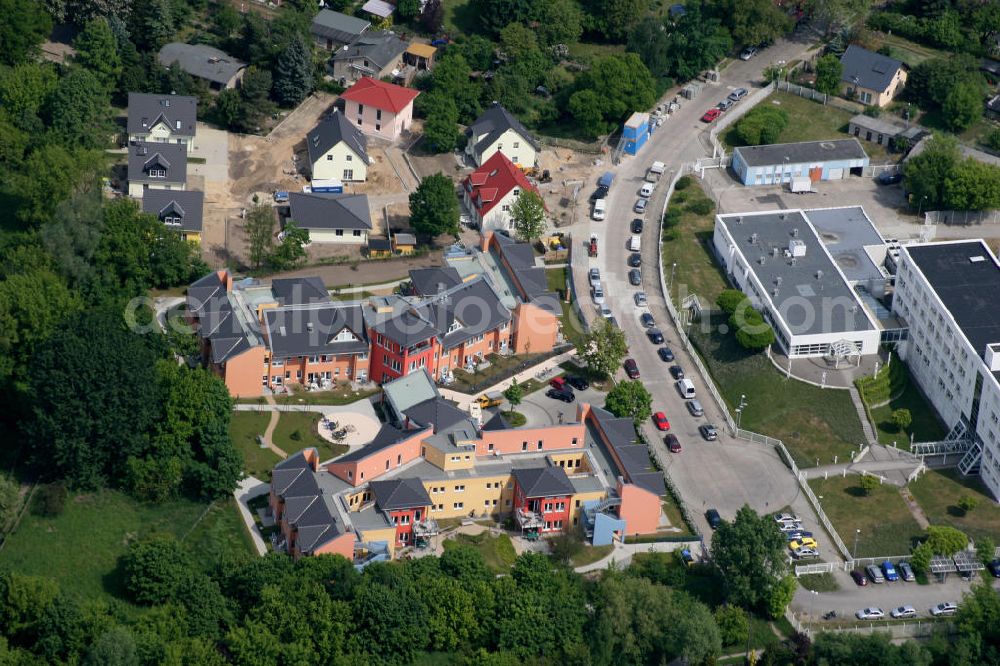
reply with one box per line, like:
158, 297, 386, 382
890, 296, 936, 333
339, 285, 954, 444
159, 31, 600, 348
476, 391, 504, 409
646, 161, 665, 182
790, 176, 814, 194
588, 234, 598, 257
598, 171, 614, 189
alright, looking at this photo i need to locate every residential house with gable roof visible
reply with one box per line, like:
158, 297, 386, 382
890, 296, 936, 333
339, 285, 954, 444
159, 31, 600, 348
127, 93, 197, 151
157, 43, 246, 91
462, 151, 540, 233
466, 102, 540, 169
306, 110, 370, 183
840, 45, 907, 108
285, 192, 372, 244
339, 76, 419, 141
331, 32, 409, 88
141, 189, 203, 244
311, 9, 371, 51
127, 142, 187, 197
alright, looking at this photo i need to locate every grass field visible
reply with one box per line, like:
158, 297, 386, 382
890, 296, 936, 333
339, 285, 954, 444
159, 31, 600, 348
272, 411, 348, 461
798, 571, 840, 592
569, 544, 614, 567
809, 476, 923, 557
0, 489, 253, 603
662, 181, 728, 306
229, 411, 280, 478
239, 384, 378, 406
547, 266, 588, 351
877, 34, 949, 67
869, 382, 946, 448
909, 468, 1000, 544
442, 532, 517, 572
689, 314, 866, 467
441, 0, 477, 34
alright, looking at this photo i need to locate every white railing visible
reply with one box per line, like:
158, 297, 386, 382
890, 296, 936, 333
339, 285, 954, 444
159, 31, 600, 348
707, 82, 776, 159
849, 555, 911, 569
912, 439, 971, 456
794, 561, 846, 576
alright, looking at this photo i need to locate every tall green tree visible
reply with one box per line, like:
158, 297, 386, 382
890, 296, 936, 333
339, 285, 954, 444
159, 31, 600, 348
814, 54, 843, 95
0, 62, 59, 134
120, 534, 191, 605
409, 173, 460, 239
605, 380, 653, 425
470, 0, 533, 35
0, 474, 18, 532
711, 505, 788, 612
269, 222, 310, 271
7, 145, 101, 227
503, 378, 523, 414
579, 318, 628, 379
663, 4, 733, 82
421, 94, 460, 154
583, 0, 648, 41
45, 68, 113, 149
904, 134, 961, 210
943, 80, 985, 132
531, 0, 583, 46
0, 0, 52, 66
244, 204, 275, 270
128, 0, 174, 51
273, 34, 313, 107
510, 190, 546, 241
73, 18, 122, 93
714, 0, 792, 47
237, 67, 276, 132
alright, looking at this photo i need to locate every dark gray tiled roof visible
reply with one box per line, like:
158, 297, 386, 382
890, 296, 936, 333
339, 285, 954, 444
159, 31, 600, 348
158, 43, 246, 86
127, 142, 187, 184
311, 9, 370, 44
264, 303, 368, 359
370, 477, 432, 511
418, 277, 511, 350
403, 397, 470, 433
491, 234, 558, 308
840, 45, 903, 93
512, 466, 575, 498
482, 412, 509, 431
468, 102, 540, 160
127, 93, 197, 137
331, 31, 408, 71
409, 267, 462, 296
288, 192, 372, 231
187, 271, 228, 315
373, 307, 440, 347
306, 111, 370, 167
589, 407, 666, 497
734, 139, 868, 168
271, 277, 331, 306
141, 189, 203, 233
336, 424, 428, 463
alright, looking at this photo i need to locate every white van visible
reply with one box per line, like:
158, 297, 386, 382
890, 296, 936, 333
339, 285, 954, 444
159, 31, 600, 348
676, 378, 696, 399
592, 199, 607, 221
640, 182, 654, 198
628, 235, 642, 252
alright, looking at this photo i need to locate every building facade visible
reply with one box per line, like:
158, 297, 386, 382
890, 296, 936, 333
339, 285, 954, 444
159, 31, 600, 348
462, 152, 539, 233
306, 111, 370, 183
731, 139, 870, 187
840, 45, 907, 108
126, 93, 197, 152
339, 76, 418, 141
465, 102, 540, 168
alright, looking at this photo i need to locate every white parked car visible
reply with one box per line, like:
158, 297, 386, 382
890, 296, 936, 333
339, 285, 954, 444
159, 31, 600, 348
891, 606, 917, 619
792, 547, 819, 559
773, 513, 798, 523
591, 284, 605, 305
589, 268, 601, 289
634, 292, 648, 307
778, 522, 804, 533
599, 305, 613, 319
930, 602, 958, 617
855, 607, 885, 620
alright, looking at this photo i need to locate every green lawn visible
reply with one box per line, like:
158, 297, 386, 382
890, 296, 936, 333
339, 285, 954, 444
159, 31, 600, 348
441, 0, 478, 34
877, 34, 949, 67
569, 544, 614, 567
547, 266, 587, 351
869, 382, 946, 448
798, 571, 840, 592
442, 532, 517, 573
662, 181, 728, 307
909, 468, 1000, 545
271, 411, 347, 461
689, 314, 866, 467
0, 489, 253, 604
809, 476, 923, 557
241, 383, 378, 406
229, 411, 280, 478
450, 352, 548, 394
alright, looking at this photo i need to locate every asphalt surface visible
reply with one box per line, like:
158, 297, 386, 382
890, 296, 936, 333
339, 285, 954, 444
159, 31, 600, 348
568, 31, 834, 544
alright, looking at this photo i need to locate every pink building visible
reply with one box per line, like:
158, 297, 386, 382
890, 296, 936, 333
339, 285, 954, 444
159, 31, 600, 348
339, 76, 419, 141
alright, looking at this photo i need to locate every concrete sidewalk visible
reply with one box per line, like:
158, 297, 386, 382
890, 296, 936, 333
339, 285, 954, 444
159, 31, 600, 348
233, 476, 271, 556
574, 540, 703, 574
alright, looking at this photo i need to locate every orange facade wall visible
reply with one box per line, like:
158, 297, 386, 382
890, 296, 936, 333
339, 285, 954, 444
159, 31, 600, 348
220, 346, 268, 398
475, 422, 585, 456
327, 427, 429, 486
617, 481, 661, 537
512, 302, 558, 354
265, 353, 369, 387
311, 531, 357, 560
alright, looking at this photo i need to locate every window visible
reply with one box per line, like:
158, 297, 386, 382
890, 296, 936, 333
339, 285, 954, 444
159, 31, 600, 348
345, 154, 352, 162
336, 229, 344, 236
455, 485, 465, 492
376, 109, 382, 120
397, 454, 402, 465
347, 470, 353, 479
375, 123, 381, 132
484, 500, 490, 507
148, 169, 166, 178
343, 169, 353, 180
488, 443, 494, 451
513, 141, 519, 148
358, 104, 364, 114
537, 440, 543, 450
327, 154, 333, 161
522, 442, 528, 451
357, 118, 362, 126
453, 502, 464, 509
571, 437, 578, 446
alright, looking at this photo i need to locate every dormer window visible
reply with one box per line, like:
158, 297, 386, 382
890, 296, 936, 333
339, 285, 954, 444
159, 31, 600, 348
331, 327, 358, 342
447, 319, 463, 333
149, 169, 166, 178
163, 215, 181, 226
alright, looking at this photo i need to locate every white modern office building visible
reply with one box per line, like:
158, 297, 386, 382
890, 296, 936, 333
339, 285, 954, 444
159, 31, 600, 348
712, 207, 888, 359
892, 240, 1000, 499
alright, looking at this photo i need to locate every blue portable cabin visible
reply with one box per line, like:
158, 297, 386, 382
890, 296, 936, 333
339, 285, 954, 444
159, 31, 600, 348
623, 112, 650, 156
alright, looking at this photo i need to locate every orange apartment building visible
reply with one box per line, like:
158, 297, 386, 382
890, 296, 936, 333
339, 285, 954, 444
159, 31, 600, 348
268, 372, 667, 563
187, 234, 564, 397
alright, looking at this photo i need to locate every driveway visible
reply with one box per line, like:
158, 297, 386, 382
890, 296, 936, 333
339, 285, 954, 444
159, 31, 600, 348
569, 29, 834, 544
514, 386, 607, 427
190, 124, 229, 183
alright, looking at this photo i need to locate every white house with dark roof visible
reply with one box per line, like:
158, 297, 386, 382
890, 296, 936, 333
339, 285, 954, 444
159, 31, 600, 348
127, 143, 187, 197
127, 93, 197, 151
306, 111, 370, 182
158, 43, 246, 91
141, 189, 203, 244
330, 31, 409, 87
286, 192, 372, 244
466, 102, 540, 168
311, 9, 371, 51
840, 45, 906, 108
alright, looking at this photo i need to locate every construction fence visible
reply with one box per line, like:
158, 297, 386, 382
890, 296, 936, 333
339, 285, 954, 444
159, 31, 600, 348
925, 209, 1000, 226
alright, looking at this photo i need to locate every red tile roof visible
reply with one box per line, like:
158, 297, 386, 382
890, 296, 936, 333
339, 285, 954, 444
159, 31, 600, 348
340, 76, 419, 114
462, 152, 536, 217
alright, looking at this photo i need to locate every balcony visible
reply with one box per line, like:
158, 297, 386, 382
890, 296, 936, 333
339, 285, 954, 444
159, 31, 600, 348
515, 507, 543, 530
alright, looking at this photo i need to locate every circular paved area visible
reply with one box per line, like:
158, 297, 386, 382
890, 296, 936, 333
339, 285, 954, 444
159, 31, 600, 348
315, 402, 381, 454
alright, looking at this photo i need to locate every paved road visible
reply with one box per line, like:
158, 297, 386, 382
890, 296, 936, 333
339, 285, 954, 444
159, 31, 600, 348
569, 30, 832, 545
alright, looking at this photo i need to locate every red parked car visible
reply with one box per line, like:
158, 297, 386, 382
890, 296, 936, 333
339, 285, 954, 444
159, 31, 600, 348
624, 359, 640, 379
549, 376, 567, 391
701, 108, 721, 123
652, 412, 670, 431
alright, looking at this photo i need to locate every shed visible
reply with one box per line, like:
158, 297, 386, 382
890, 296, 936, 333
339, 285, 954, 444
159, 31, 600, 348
393, 232, 417, 255
731, 139, 870, 187
405, 43, 437, 71
361, 0, 394, 18
368, 238, 392, 257
623, 112, 650, 156
847, 114, 908, 147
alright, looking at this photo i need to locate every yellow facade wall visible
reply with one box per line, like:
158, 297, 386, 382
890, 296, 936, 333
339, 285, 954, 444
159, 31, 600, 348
357, 525, 399, 557
423, 474, 514, 520
568, 490, 606, 527
422, 445, 477, 472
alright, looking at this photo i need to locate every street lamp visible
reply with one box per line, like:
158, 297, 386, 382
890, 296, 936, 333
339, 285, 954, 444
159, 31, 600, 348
853, 529, 861, 560
918, 195, 928, 216
735, 394, 747, 430
808, 589, 819, 622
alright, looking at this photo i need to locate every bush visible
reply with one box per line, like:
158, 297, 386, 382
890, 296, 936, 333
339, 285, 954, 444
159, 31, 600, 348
674, 175, 693, 190
662, 207, 682, 228
686, 198, 714, 216
925, 525, 969, 556
33, 483, 68, 518
290, 429, 302, 442
891, 408, 912, 431
714, 605, 749, 647
957, 495, 979, 514
987, 129, 1000, 152
910, 541, 933, 572
735, 106, 789, 146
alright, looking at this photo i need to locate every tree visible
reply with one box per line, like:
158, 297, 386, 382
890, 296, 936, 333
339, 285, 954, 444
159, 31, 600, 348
531, 0, 583, 47
578, 318, 628, 379
716, 289, 747, 314
662, 5, 733, 82
503, 378, 523, 414
712, 505, 788, 611
244, 204, 275, 270
0, 0, 52, 66
73, 18, 122, 93
568, 89, 607, 138
45, 68, 112, 149
128, 0, 174, 51
814, 54, 843, 95
859, 474, 879, 496
397, 0, 421, 19
714, 604, 749, 647
510, 190, 546, 241
273, 34, 313, 107
120, 534, 190, 604
269, 222, 310, 271
955, 582, 1000, 647
214, 89, 242, 129
958, 495, 979, 514
910, 541, 933, 572
605, 380, 653, 425
0, 475, 18, 532
584, 0, 648, 42
83, 627, 137, 666
409, 173, 460, 239
421, 94, 460, 153
730, 303, 775, 350
576, 54, 657, 130
942, 80, 984, 131
942, 158, 1000, 211
735, 106, 789, 145
924, 525, 969, 555
470, 0, 534, 35
904, 134, 961, 210
0, 62, 59, 134
7, 145, 101, 227
425, 53, 481, 123
237, 67, 276, 133
811, 632, 933, 666
714, 0, 793, 48
420, 0, 445, 33
891, 408, 912, 431
766, 574, 797, 619
975, 536, 994, 564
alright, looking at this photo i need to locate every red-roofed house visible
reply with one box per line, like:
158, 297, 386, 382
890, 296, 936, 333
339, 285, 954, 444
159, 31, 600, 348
462, 152, 538, 233
340, 76, 419, 141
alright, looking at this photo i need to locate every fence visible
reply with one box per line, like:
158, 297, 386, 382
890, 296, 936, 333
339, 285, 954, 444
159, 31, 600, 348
925, 209, 1000, 225
776, 80, 829, 104
863, 163, 902, 178
789, 614, 954, 639
707, 82, 776, 159
794, 561, 846, 576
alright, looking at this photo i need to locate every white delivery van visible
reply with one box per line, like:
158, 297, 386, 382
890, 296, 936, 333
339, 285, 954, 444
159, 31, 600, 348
640, 182, 654, 198
646, 161, 665, 182
790, 176, 814, 194
592, 199, 607, 221
676, 378, 696, 399
628, 235, 642, 252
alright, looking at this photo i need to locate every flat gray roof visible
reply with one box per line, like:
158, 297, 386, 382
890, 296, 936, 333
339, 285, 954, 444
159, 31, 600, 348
805, 207, 885, 284
718, 210, 875, 336
734, 138, 868, 167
